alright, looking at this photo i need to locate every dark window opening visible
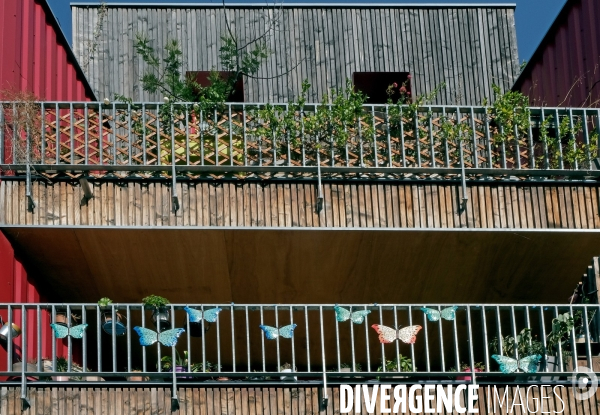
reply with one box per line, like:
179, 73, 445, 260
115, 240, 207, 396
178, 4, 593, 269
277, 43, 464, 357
352, 72, 412, 104
186, 71, 244, 102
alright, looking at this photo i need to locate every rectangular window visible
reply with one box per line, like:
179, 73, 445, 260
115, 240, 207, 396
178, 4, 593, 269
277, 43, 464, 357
186, 71, 244, 102
352, 72, 412, 104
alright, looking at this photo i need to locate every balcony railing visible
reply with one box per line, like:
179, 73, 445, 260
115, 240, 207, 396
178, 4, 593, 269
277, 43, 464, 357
1, 102, 600, 181
1, 303, 598, 386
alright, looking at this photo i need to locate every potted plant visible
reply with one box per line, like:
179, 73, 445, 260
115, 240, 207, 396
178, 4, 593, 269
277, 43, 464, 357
279, 362, 297, 381
451, 362, 485, 381
377, 355, 415, 379
98, 297, 126, 336
545, 313, 575, 374
52, 357, 71, 381
161, 350, 194, 379
142, 295, 171, 330
53, 309, 79, 328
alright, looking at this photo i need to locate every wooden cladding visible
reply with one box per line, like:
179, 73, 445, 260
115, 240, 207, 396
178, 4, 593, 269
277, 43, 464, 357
0, 385, 595, 415
1, 180, 599, 229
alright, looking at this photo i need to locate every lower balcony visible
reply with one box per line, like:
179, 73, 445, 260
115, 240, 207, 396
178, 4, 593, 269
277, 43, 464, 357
0, 303, 599, 413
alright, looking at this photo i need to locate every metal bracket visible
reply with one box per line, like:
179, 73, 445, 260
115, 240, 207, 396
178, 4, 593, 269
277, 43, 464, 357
320, 372, 329, 410
21, 397, 30, 412
79, 178, 94, 206
316, 151, 324, 213
25, 166, 35, 213
170, 398, 180, 412
21, 374, 30, 412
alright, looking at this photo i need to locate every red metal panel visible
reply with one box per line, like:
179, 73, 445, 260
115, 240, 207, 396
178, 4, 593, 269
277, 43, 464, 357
513, 0, 600, 107
0, 0, 94, 101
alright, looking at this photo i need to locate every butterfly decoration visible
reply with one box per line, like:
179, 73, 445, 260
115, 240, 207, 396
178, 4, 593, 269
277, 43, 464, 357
133, 326, 185, 347
371, 324, 422, 344
334, 306, 371, 324
259, 324, 297, 340
420, 306, 458, 322
491, 354, 542, 374
50, 323, 88, 339
184, 307, 222, 323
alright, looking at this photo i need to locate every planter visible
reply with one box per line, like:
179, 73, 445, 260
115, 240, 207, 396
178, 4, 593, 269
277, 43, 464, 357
101, 312, 127, 336
85, 376, 105, 382
127, 373, 148, 382
53, 312, 70, 328
151, 308, 171, 331
9, 363, 38, 381
280, 368, 297, 381
457, 368, 482, 381
52, 375, 70, 382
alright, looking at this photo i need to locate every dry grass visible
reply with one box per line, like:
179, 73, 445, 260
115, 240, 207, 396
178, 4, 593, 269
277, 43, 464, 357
1, 89, 44, 164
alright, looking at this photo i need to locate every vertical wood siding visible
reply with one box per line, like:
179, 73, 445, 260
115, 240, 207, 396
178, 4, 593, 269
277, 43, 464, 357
0, 385, 593, 414
1, 181, 599, 229
72, 5, 519, 105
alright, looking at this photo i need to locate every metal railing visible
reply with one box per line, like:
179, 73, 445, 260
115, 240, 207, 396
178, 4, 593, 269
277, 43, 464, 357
1, 102, 600, 180
1, 303, 598, 384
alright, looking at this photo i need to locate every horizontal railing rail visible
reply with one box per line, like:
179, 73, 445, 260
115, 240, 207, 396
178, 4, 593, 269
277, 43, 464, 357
0, 303, 598, 385
1, 102, 600, 181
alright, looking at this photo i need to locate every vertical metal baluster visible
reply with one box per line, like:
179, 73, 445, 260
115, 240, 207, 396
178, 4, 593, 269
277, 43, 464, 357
422, 306, 431, 372
126, 306, 131, 373
408, 306, 416, 370
214, 108, 219, 165
157, 304, 162, 374
111, 103, 116, 164
83, 103, 88, 165
452, 308, 460, 372
216, 304, 222, 373
287, 104, 292, 167
67, 305, 72, 372
442, 108, 450, 167
275, 305, 280, 372
243, 105, 248, 166
51, 306, 55, 371
513, 108, 521, 169
500, 125, 507, 169
319, 306, 326, 374
290, 306, 296, 375
186, 305, 191, 374
231, 303, 236, 373
245, 306, 251, 373
301, 107, 306, 167
200, 110, 205, 166
364, 305, 371, 372
330, 104, 335, 167
555, 109, 564, 169
539, 307, 548, 372
335, 306, 341, 371
582, 109, 591, 168
349, 306, 356, 372
82, 305, 87, 375
400, 108, 406, 167
142, 104, 147, 165
371, 106, 378, 167
528, 110, 535, 168
554, 306, 563, 371
415, 109, 421, 167
485, 108, 492, 168
96, 305, 102, 373
127, 103, 132, 165
0, 104, 4, 163
69, 103, 74, 164
393, 306, 400, 372
470, 107, 478, 169
569, 305, 578, 370
428, 107, 435, 167
40, 103, 45, 164
358, 117, 364, 167
260, 306, 265, 372
510, 306, 518, 360
55, 103, 60, 165
378, 305, 385, 372
112, 305, 117, 373
156, 104, 161, 167
185, 104, 190, 166
201, 304, 206, 374
37, 306, 42, 372
481, 307, 489, 372
466, 306, 475, 377
229, 104, 234, 166
584, 306, 592, 368
541, 109, 549, 169
495, 306, 503, 357
141, 307, 146, 373
438, 305, 446, 371
569, 109, 578, 169
344, 122, 349, 167
21, 305, 27, 380
304, 306, 311, 373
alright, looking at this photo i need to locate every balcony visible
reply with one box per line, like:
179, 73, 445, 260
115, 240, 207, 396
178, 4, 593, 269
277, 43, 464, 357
1, 102, 599, 180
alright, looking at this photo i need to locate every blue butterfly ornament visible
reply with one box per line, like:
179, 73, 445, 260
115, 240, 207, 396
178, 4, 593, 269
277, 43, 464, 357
334, 306, 371, 324
133, 326, 185, 347
420, 306, 458, 322
259, 324, 297, 340
50, 323, 88, 339
184, 307, 222, 323
491, 354, 542, 374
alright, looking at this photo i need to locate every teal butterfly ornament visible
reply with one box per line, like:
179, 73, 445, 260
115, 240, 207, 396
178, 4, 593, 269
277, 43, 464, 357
184, 307, 222, 323
334, 306, 371, 324
491, 354, 542, 374
420, 306, 458, 322
50, 323, 88, 339
133, 326, 185, 347
259, 324, 297, 340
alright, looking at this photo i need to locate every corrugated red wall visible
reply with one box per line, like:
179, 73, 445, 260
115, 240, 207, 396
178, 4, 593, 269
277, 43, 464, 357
513, 0, 600, 107
0, 0, 95, 100
0, 0, 89, 375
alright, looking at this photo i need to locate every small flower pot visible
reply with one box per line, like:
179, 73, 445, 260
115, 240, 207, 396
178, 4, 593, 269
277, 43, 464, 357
151, 308, 171, 331
101, 312, 127, 336
53, 312, 70, 328
127, 373, 148, 382
280, 368, 297, 381
457, 368, 482, 381
9, 363, 38, 381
